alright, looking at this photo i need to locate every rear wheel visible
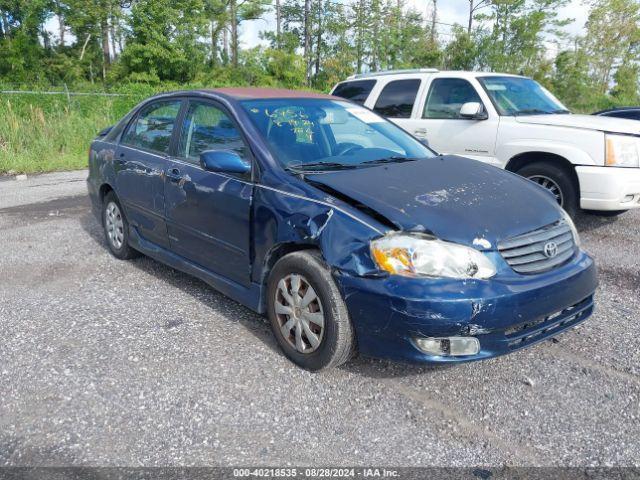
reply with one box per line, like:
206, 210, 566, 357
516, 161, 579, 218
267, 251, 355, 370
102, 192, 139, 260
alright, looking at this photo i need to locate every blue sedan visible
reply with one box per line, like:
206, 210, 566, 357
87, 88, 598, 370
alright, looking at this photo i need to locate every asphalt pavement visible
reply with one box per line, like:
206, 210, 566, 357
1, 170, 639, 467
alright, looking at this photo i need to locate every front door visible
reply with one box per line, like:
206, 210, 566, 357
164, 99, 253, 287
410, 77, 500, 166
115, 99, 183, 248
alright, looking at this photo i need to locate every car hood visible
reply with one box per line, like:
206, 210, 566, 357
514, 113, 640, 135
305, 156, 562, 249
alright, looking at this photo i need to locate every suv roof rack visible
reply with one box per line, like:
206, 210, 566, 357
346, 68, 439, 80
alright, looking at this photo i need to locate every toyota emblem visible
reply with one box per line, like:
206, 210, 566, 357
543, 241, 559, 258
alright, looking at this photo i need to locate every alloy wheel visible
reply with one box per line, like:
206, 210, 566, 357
105, 201, 125, 250
274, 273, 325, 353
527, 174, 564, 206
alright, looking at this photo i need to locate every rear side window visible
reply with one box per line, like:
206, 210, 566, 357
122, 100, 182, 154
424, 78, 482, 119
373, 79, 421, 118
332, 80, 376, 105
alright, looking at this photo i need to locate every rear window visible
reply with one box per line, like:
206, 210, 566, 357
373, 79, 421, 118
332, 80, 376, 105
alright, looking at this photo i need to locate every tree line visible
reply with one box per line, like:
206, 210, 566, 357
0, 0, 638, 111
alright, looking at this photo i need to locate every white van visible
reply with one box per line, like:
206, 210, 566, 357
331, 69, 640, 217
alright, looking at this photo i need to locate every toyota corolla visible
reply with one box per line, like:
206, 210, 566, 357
87, 88, 598, 370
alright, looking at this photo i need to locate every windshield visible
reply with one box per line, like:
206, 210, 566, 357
240, 99, 435, 171
479, 76, 570, 116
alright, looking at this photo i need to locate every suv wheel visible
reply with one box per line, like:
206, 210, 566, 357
102, 192, 139, 260
516, 161, 579, 218
267, 251, 355, 370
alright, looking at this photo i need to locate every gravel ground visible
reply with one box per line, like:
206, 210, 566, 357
0, 170, 638, 467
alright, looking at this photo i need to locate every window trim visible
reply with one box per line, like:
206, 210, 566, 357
120, 98, 185, 157
422, 77, 485, 120
373, 78, 422, 119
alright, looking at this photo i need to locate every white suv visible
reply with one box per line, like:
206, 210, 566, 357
331, 69, 640, 217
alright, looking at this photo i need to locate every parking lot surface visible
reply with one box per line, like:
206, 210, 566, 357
1, 170, 639, 467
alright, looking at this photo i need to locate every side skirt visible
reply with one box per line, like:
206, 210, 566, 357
128, 226, 266, 314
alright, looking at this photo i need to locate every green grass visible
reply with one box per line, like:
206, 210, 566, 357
0, 90, 148, 174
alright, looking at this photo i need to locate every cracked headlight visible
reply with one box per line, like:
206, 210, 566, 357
370, 233, 496, 279
605, 134, 639, 168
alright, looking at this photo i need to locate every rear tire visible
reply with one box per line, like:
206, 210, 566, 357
516, 161, 579, 218
102, 192, 139, 260
267, 251, 355, 371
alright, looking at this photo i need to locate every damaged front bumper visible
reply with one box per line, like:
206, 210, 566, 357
335, 250, 597, 364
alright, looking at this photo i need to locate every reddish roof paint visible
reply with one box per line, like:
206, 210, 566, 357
207, 87, 337, 100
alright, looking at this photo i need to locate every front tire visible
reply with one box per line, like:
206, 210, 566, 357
516, 161, 579, 218
102, 192, 139, 260
267, 251, 355, 371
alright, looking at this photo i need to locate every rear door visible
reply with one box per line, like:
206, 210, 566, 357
116, 99, 183, 248
163, 99, 253, 287
413, 77, 500, 165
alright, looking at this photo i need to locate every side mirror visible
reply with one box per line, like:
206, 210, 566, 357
200, 150, 251, 175
98, 126, 113, 137
459, 102, 487, 120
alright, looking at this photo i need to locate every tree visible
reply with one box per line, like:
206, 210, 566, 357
582, 0, 640, 94
119, 0, 209, 82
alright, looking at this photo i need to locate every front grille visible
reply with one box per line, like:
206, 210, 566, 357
505, 295, 593, 350
498, 221, 576, 274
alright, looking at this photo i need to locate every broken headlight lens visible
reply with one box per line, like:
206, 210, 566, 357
370, 233, 496, 279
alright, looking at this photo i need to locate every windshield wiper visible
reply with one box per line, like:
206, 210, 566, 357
360, 156, 420, 165
286, 161, 358, 171
512, 109, 554, 116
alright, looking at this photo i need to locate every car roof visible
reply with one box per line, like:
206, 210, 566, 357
199, 87, 337, 100
342, 69, 526, 82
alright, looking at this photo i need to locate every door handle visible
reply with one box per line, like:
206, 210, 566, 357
165, 168, 183, 182
414, 128, 427, 136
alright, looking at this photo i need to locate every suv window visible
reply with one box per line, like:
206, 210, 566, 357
122, 100, 182, 154
177, 101, 249, 162
373, 79, 421, 118
423, 78, 482, 119
332, 80, 376, 105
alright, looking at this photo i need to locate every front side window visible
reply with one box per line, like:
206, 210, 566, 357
479, 76, 569, 116
332, 80, 376, 105
177, 101, 248, 162
423, 78, 482, 119
241, 99, 435, 171
122, 100, 182, 154
373, 79, 421, 118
